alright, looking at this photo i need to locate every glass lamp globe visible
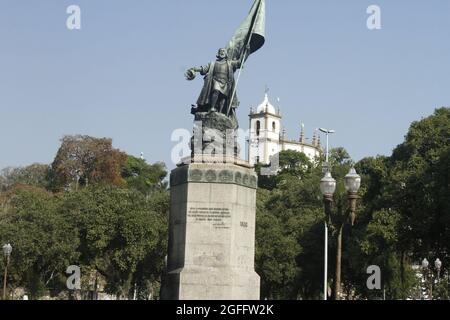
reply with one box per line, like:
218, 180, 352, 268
320, 171, 336, 196
435, 258, 442, 270
2, 243, 12, 257
344, 167, 361, 193
422, 258, 429, 269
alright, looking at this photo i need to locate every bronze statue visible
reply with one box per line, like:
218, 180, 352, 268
185, 0, 266, 126
184, 0, 266, 157
185, 47, 249, 119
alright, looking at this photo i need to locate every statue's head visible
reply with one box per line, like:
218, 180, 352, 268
216, 48, 228, 60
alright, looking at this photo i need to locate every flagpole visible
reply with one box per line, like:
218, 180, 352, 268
226, 49, 249, 117
226, 0, 261, 117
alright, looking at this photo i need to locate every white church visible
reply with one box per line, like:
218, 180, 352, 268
248, 93, 322, 166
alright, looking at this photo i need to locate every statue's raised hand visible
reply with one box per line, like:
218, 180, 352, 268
185, 69, 196, 81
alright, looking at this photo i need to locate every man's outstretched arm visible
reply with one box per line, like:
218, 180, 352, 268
185, 64, 210, 80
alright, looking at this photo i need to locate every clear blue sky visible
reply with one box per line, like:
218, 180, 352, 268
1, 0, 449, 170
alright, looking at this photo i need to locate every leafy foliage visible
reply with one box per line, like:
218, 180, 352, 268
49, 135, 127, 192
0, 164, 50, 191
2, 107, 450, 300
255, 150, 325, 299
121, 156, 167, 195
0, 135, 169, 299
0, 188, 79, 298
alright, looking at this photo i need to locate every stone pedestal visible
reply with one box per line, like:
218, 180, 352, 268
161, 160, 260, 300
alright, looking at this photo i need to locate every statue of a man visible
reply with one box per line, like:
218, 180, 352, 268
185, 47, 247, 118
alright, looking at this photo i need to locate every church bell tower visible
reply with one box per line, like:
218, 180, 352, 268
248, 93, 282, 166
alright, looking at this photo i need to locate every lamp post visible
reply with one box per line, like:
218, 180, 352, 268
2, 243, 12, 300
422, 258, 433, 300
320, 171, 335, 300
435, 258, 442, 280
320, 167, 361, 300
421, 257, 443, 300
319, 128, 335, 301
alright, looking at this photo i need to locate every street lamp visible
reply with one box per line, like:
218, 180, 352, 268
320, 171, 336, 300
320, 167, 361, 300
320, 171, 336, 216
2, 243, 12, 300
318, 128, 335, 301
421, 258, 432, 300
421, 257, 443, 300
435, 258, 442, 280
320, 171, 337, 196
422, 258, 429, 269
345, 168, 361, 226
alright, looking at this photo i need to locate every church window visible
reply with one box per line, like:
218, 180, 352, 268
256, 121, 261, 136
272, 121, 276, 131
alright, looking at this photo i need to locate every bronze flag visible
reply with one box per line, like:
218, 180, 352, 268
226, 0, 266, 62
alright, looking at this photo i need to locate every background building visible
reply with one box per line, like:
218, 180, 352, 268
248, 93, 322, 166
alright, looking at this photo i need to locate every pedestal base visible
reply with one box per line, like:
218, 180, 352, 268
161, 161, 260, 300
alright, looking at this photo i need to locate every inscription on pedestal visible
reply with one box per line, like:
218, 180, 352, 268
188, 207, 231, 229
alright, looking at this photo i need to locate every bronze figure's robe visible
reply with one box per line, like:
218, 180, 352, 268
196, 59, 241, 110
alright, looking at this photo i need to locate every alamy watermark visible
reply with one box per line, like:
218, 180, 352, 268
170, 124, 279, 176
367, 5, 382, 30
64, 6, 381, 32
66, 5, 81, 30
366, 265, 381, 290
66, 265, 81, 290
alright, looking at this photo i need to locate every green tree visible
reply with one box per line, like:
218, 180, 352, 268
255, 189, 300, 299
0, 187, 79, 299
60, 186, 168, 298
256, 150, 315, 190
278, 150, 313, 178
121, 156, 167, 195
0, 164, 50, 191
390, 108, 450, 273
1, 134, 171, 300
255, 150, 325, 299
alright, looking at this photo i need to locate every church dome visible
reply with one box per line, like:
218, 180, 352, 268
256, 93, 276, 114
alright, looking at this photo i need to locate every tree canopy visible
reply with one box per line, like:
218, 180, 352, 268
254, 107, 450, 299
1, 107, 449, 300
49, 135, 128, 192
0, 135, 169, 299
